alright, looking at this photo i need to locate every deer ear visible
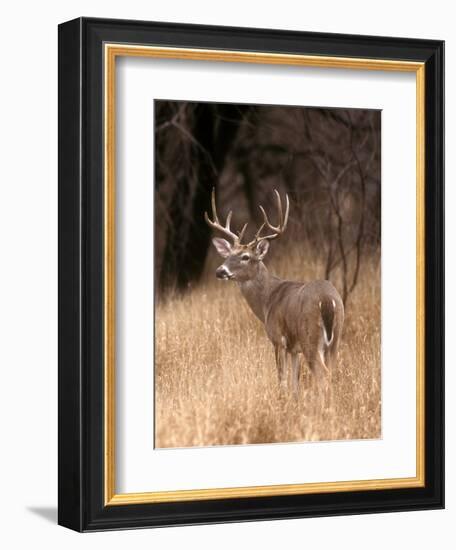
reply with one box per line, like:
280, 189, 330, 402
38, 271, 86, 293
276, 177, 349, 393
212, 238, 232, 258
255, 240, 270, 260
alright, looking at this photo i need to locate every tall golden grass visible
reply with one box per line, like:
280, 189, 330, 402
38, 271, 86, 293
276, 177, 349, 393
155, 245, 381, 448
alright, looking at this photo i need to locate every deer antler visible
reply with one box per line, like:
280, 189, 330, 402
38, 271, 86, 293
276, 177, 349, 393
205, 188, 244, 245
248, 189, 290, 245
205, 188, 289, 247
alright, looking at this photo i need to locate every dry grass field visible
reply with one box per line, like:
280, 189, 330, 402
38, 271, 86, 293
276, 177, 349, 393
155, 245, 381, 448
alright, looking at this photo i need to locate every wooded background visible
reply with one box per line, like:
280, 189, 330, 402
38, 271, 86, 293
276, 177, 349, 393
155, 100, 381, 304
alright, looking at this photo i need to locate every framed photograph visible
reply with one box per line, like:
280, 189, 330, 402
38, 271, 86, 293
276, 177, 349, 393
58, 17, 444, 531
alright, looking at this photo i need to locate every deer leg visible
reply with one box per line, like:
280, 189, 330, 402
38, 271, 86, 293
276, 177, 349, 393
316, 349, 332, 408
274, 346, 287, 388
324, 337, 340, 409
325, 333, 340, 371
291, 353, 301, 397
307, 349, 328, 391
316, 346, 330, 373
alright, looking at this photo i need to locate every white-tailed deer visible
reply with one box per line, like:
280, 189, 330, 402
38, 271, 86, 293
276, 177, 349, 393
206, 188, 344, 396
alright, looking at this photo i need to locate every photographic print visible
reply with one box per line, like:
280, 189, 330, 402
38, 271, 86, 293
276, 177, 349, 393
59, 19, 444, 530
154, 100, 381, 449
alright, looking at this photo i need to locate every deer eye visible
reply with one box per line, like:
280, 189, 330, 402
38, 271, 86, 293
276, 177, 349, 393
241, 254, 250, 262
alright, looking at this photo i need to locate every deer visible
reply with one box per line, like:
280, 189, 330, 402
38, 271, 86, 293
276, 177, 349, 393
205, 188, 344, 397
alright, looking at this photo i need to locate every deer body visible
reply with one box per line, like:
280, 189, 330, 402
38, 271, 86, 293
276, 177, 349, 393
206, 189, 344, 395
239, 262, 343, 393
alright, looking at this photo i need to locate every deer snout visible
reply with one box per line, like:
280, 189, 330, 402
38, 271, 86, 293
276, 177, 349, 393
216, 265, 233, 280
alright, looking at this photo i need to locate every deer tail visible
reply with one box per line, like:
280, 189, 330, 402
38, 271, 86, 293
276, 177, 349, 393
319, 298, 336, 347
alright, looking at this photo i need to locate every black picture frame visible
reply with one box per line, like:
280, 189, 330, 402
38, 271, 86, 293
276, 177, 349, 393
58, 17, 444, 532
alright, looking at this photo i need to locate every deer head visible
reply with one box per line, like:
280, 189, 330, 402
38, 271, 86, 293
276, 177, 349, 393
205, 188, 289, 282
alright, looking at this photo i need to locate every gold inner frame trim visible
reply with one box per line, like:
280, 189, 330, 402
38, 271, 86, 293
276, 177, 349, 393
104, 44, 426, 506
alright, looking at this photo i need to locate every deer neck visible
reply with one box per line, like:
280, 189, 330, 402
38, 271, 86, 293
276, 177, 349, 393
237, 262, 278, 324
